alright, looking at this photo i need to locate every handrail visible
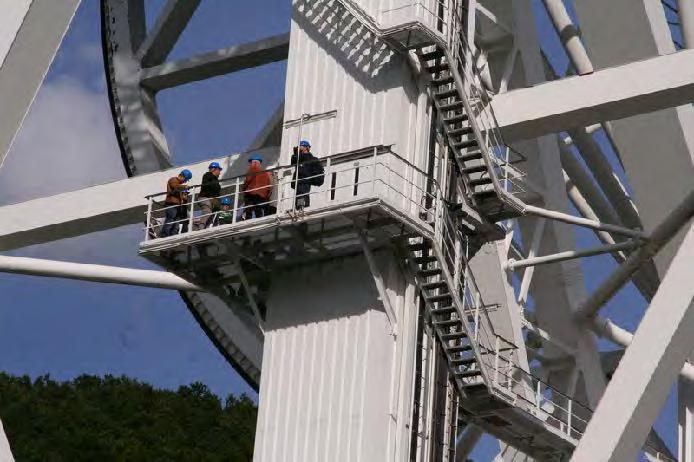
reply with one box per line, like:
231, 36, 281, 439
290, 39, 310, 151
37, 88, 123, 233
333, 0, 526, 216
145, 145, 415, 201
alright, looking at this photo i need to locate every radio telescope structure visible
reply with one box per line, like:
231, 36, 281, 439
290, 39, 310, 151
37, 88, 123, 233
0, 1, 693, 460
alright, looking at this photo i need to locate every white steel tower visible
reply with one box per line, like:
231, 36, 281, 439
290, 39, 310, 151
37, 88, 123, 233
0, 1, 693, 461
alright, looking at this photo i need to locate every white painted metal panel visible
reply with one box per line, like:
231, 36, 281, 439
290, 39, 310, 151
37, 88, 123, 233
254, 255, 419, 461
282, 0, 432, 173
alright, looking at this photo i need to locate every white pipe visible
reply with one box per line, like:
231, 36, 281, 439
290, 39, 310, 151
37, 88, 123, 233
505, 240, 640, 271
541, 0, 594, 74
0, 255, 203, 292
590, 316, 694, 382
523, 204, 646, 239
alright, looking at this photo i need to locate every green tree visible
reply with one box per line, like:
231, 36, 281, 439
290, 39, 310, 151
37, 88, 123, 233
0, 373, 256, 461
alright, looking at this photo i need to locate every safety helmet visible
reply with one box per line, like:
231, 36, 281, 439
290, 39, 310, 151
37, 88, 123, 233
249, 154, 263, 163
208, 161, 223, 171
220, 197, 232, 206
180, 169, 193, 181
299, 140, 311, 148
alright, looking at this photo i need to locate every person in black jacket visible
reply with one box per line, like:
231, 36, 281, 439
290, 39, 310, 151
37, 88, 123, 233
194, 161, 223, 230
290, 140, 324, 210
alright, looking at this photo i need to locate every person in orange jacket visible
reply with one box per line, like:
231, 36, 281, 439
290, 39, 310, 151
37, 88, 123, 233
242, 154, 273, 220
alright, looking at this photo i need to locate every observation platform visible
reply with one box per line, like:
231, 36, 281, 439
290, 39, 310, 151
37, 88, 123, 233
139, 146, 439, 297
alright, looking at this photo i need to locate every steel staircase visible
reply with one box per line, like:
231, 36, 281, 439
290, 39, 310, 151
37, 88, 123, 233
401, 209, 584, 460
333, 0, 527, 223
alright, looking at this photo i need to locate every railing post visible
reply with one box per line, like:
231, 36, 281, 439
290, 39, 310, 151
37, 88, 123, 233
494, 336, 500, 386
145, 196, 153, 241
535, 380, 542, 410
187, 188, 196, 233
371, 146, 377, 196
324, 158, 332, 202
567, 398, 573, 436
232, 178, 241, 223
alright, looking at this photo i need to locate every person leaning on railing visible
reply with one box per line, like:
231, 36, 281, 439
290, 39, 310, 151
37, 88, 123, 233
241, 154, 273, 220
160, 169, 192, 237
290, 140, 324, 210
194, 161, 223, 230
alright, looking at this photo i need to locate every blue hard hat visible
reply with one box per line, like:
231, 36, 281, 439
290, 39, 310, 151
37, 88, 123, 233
299, 140, 311, 148
249, 154, 263, 163
180, 169, 192, 181
208, 161, 222, 170
220, 197, 232, 206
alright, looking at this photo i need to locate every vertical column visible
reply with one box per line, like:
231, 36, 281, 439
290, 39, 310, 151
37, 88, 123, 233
571, 225, 694, 462
573, 3, 694, 460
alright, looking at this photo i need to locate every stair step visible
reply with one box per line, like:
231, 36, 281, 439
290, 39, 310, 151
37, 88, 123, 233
441, 331, 467, 341
447, 344, 472, 353
462, 165, 488, 175
460, 381, 487, 390
431, 306, 456, 316
443, 112, 468, 124
450, 357, 477, 367
431, 75, 454, 86
422, 281, 448, 290
418, 268, 442, 278
420, 48, 445, 61
438, 101, 463, 112
414, 256, 438, 265
426, 63, 449, 74
407, 242, 430, 252
457, 151, 483, 162
456, 369, 483, 379
453, 139, 479, 150
434, 88, 459, 100
474, 190, 497, 200
469, 177, 492, 187
426, 293, 452, 304
434, 318, 461, 328
448, 126, 474, 137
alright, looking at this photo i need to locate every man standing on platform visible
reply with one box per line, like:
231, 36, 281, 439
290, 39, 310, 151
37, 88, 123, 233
290, 140, 324, 211
194, 161, 223, 230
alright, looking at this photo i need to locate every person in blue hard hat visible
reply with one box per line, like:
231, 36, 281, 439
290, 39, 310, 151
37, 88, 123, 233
194, 161, 223, 230
160, 169, 192, 237
290, 140, 324, 210
214, 196, 235, 225
241, 154, 273, 220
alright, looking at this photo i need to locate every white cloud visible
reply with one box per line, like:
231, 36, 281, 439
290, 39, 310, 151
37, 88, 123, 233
0, 72, 146, 265
0, 76, 125, 206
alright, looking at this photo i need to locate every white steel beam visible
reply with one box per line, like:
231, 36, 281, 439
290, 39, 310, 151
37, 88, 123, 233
136, 0, 201, 67
575, 189, 694, 320
679, 0, 694, 48
140, 33, 290, 91
0, 417, 12, 462
0, 0, 81, 169
571, 224, 694, 462
0, 255, 202, 291
491, 48, 694, 140
0, 148, 276, 251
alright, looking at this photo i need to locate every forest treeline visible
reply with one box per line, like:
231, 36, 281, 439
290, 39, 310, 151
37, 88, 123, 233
0, 373, 256, 461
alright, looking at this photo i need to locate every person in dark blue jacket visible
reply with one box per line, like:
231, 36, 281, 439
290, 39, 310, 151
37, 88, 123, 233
290, 140, 324, 210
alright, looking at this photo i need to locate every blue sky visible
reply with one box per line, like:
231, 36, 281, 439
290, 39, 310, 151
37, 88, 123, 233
0, 1, 680, 460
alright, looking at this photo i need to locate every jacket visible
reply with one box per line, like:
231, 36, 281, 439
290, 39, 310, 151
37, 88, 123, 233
165, 177, 188, 205
290, 151, 324, 194
199, 171, 221, 198
243, 162, 273, 200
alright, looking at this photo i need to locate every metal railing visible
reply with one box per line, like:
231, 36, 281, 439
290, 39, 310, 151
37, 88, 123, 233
334, 0, 527, 213
428, 199, 594, 442
143, 146, 439, 242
